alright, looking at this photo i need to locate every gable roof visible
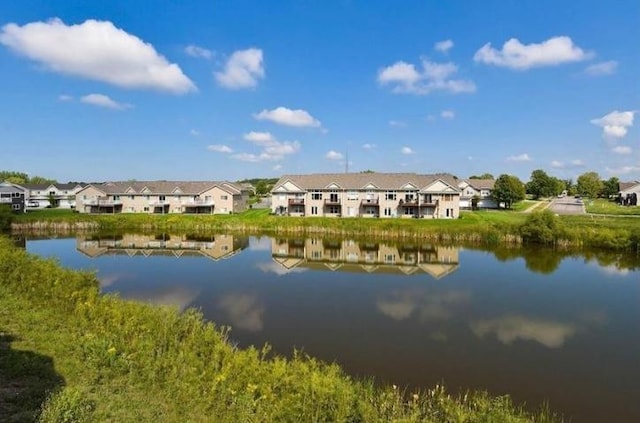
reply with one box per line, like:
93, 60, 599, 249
83, 181, 245, 196
464, 179, 495, 190
619, 181, 640, 192
271, 173, 460, 192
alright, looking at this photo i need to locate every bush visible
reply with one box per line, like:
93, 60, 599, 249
520, 210, 559, 245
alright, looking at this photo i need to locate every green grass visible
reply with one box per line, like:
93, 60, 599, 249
11, 206, 640, 251
585, 198, 640, 215
509, 200, 540, 212
0, 238, 562, 422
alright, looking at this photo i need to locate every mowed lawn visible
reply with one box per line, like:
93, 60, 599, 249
585, 199, 640, 215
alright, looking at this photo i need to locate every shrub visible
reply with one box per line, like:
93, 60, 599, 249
519, 210, 559, 245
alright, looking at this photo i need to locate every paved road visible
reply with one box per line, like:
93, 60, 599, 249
548, 196, 585, 215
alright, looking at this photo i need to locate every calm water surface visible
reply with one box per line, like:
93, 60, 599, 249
25, 233, 640, 423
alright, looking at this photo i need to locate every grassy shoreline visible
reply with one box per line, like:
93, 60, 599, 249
0, 237, 562, 422
10, 208, 640, 251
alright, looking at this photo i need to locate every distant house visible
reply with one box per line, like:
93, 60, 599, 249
0, 181, 27, 213
270, 173, 461, 219
619, 181, 640, 206
458, 179, 497, 209
23, 183, 85, 209
75, 181, 251, 214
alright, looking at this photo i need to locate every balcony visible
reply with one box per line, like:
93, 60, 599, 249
288, 198, 305, 206
399, 199, 418, 207
0, 197, 13, 204
84, 198, 122, 206
149, 200, 169, 207
360, 197, 379, 206
181, 198, 214, 206
324, 198, 342, 205
420, 200, 439, 207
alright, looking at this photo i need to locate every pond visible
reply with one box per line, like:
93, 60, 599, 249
23, 232, 640, 423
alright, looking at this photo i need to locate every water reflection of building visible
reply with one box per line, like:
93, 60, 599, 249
271, 238, 459, 279
77, 233, 248, 261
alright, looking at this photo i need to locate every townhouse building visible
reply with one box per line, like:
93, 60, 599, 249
458, 178, 497, 209
23, 183, 85, 209
75, 181, 251, 214
0, 181, 27, 213
619, 181, 640, 206
271, 173, 461, 219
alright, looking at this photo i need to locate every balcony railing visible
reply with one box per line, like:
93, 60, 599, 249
149, 200, 170, 207
181, 199, 214, 206
288, 198, 305, 206
360, 197, 379, 206
324, 198, 342, 205
0, 198, 13, 203
84, 198, 122, 206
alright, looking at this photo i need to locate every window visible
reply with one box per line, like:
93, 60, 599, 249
443, 194, 452, 201
347, 191, 358, 200
404, 207, 415, 215
12, 204, 21, 210
113, 195, 120, 200
129, 195, 135, 200
12, 192, 22, 198
159, 195, 166, 201
49, 191, 55, 196
329, 205, 340, 214
312, 251, 322, 259
221, 195, 228, 200
405, 193, 415, 202
143, 207, 149, 212
384, 207, 392, 216
311, 191, 322, 200
385, 191, 397, 201
384, 254, 396, 264
311, 206, 318, 215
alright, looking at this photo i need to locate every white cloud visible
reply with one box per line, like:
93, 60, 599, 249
506, 153, 531, 162
471, 315, 578, 348
207, 144, 233, 153
232, 132, 300, 162
434, 39, 454, 53
215, 48, 264, 89
474, 36, 591, 70
362, 143, 376, 150
612, 145, 632, 155
184, 44, 213, 59
243, 131, 276, 145
326, 150, 343, 160
606, 165, 640, 175
401, 146, 414, 155
551, 159, 585, 169
0, 18, 196, 93
253, 106, 321, 128
584, 60, 617, 76
190, 129, 200, 136
389, 120, 407, 127
441, 110, 455, 119
80, 93, 131, 110
272, 164, 282, 171
378, 58, 475, 95
58, 94, 72, 101
591, 110, 635, 139
257, 261, 306, 275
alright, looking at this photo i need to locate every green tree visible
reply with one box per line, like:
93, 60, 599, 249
469, 173, 494, 179
602, 176, 620, 199
0, 204, 13, 231
255, 180, 269, 196
492, 174, 526, 209
526, 169, 556, 199
29, 175, 57, 185
576, 171, 603, 198
0, 171, 29, 184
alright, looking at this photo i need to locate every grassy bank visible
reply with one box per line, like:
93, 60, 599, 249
11, 208, 640, 251
0, 238, 561, 422
585, 198, 640, 215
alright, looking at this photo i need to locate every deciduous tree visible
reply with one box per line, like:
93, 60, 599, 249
492, 174, 525, 209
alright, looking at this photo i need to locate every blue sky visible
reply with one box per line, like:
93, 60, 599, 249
0, 0, 638, 183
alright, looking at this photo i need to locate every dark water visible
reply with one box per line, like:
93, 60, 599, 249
24, 233, 640, 423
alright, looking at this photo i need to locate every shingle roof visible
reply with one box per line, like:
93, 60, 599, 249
619, 181, 640, 192
464, 179, 495, 190
85, 181, 245, 195
273, 173, 460, 191
22, 183, 84, 191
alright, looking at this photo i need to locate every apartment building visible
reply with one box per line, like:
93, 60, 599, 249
271, 173, 461, 219
0, 181, 27, 213
76, 181, 251, 214
458, 178, 496, 209
23, 183, 85, 209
